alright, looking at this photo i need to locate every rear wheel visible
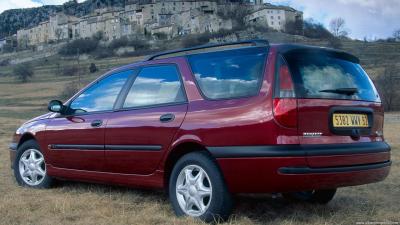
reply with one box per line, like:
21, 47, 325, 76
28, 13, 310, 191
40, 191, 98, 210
282, 189, 337, 204
169, 151, 233, 222
14, 140, 53, 188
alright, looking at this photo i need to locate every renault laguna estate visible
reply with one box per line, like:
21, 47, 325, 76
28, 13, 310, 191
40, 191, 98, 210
9, 40, 391, 222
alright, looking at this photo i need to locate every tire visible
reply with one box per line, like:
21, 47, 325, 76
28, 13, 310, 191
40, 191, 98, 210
14, 139, 53, 189
169, 151, 233, 223
282, 189, 337, 204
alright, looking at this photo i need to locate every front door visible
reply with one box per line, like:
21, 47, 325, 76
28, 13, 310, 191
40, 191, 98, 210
45, 70, 133, 171
104, 64, 188, 175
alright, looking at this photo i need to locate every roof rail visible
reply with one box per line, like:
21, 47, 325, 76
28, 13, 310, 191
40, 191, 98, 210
146, 39, 269, 61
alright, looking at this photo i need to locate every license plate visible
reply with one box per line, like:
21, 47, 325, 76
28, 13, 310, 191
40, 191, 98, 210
333, 113, 369, 128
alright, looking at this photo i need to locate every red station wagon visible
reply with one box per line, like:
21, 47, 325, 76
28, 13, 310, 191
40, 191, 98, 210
9, 40, 391, 222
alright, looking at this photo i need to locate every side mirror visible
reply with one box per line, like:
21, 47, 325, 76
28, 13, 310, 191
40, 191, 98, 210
48, 100, 65, 113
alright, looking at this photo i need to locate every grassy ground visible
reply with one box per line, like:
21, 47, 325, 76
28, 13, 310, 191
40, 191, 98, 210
0, 46, 399, 225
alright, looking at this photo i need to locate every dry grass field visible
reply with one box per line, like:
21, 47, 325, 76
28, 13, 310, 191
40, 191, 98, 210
0, 51, 399, 225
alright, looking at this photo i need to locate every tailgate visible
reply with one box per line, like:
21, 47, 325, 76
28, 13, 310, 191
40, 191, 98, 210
281, 48, 386, 167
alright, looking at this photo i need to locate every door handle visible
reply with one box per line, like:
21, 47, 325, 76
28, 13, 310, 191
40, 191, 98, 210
160, 113, 175, 123
91, 120, 103, 127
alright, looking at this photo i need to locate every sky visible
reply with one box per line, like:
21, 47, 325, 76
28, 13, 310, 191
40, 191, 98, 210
268, 0, 400, 40
0, 0, 399, 40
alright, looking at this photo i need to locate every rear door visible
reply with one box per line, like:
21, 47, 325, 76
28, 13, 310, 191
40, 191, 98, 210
281, 50, 383, 166
104, 64, 188, 175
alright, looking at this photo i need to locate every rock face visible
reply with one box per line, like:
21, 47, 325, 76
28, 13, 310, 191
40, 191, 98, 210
0, 0, 127, 39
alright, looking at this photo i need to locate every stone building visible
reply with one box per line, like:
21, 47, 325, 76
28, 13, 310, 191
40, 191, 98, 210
15, 0, 303, 47
245, 4, 303, 32
173, 8, 232, 36
48, 13, 79, 42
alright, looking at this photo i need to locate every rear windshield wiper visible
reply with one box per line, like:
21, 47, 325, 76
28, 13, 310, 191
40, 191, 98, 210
319, 88, 358, 96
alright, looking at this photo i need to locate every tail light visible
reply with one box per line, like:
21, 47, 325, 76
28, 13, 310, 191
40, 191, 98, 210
273, 56, 298, 128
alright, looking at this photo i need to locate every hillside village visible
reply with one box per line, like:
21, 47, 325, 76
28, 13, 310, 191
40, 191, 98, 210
0, 0, 302, 49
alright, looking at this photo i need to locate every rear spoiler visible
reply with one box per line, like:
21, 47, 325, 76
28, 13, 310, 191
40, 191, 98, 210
281, 46, 360, 64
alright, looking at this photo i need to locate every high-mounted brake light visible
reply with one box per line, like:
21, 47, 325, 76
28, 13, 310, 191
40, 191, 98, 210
273, 56, 298, 128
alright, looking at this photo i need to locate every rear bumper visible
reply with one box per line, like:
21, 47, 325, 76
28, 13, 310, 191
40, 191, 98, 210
209, 142, 391, 193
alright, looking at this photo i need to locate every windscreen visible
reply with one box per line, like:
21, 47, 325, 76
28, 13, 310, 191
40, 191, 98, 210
284, 51, 380, 102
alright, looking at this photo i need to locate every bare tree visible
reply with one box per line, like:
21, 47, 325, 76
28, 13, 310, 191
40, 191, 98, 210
375, 67, 400, 111
55, 28, 63, 42
393, 29, 400, 40
329, 17, 349, 37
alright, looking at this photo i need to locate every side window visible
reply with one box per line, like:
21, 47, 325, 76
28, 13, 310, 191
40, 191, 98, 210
70, 70, 131, 113
123, 65, 186, 108
187, 47, 267, 100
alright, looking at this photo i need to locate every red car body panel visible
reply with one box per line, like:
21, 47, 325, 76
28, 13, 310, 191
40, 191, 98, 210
217, 155, 390, 193
9, 44, 391, 193
104, 104, 188, 175
45, 113, 111, 171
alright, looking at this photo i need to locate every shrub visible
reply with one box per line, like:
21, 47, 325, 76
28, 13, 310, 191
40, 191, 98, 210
13, 63, 34, 83
59, 82, 80, 101
62, 65, 79, 76
0, 59, 10, 67
92, 48, 114, 59
109, 37, 129, 49
374, 66, 400, 111
108, 37, 150, 51
303, 19, 333, 39
128, 39, 150, 50
181, 33, 212, 48
89, 63, 98, 73
120, 49, 159, 57
211, 29, 234, 39
92, 31, 104, 41
59, 38, 99, 56
327, 37, 342, 49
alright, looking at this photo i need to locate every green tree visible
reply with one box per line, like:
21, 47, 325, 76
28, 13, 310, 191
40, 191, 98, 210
13, 63, 34, 83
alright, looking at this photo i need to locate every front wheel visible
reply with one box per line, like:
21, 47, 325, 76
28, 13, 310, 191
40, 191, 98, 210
169, 151, 233, 223
14, 140, 53, 188
282, 189, 337, 204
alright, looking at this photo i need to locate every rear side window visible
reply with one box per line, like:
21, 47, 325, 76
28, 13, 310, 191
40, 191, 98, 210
187, 47, 267, 100
123, 65, 186, 108
284, 51, 380, 102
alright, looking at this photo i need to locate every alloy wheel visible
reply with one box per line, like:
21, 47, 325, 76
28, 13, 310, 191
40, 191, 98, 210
18, 149, 46, 186
175, 165, 212, 217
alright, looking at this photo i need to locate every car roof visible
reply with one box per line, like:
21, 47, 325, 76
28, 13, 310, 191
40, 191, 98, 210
108, 41, 360, 74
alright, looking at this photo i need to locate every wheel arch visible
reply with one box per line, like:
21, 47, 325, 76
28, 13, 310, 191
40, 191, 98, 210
18, 133, 37, 149
163, 141, 213, 191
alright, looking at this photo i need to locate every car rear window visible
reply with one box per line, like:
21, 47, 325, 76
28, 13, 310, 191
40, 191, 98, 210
187, 47, 267, 100
284, 50, 380, 102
